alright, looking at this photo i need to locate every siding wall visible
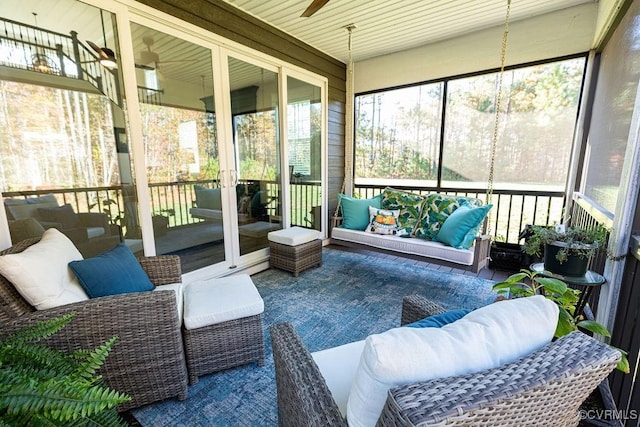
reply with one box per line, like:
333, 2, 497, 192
136, 0, 347, 218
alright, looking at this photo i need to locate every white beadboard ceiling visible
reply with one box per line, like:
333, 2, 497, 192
222, 0, 597, 62
1, 0, 599, 90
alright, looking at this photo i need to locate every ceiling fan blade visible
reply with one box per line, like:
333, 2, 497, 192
301, 0, 329, 17
86, 40, 108, 60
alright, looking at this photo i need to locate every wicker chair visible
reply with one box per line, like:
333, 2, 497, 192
0, 237, 189, 411
270, 295, 621, 427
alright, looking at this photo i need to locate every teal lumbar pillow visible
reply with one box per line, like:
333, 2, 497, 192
69, 243, 154, 298
404, 309, 471, 328
435, 202, 492, 249
339, 194, 382, 230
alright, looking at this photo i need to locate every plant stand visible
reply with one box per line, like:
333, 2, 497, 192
530, 263, 605, 317
579, 379, 622, 426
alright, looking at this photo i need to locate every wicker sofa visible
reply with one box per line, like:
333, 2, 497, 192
0, 238, 189, 411
270, 295, 620, 426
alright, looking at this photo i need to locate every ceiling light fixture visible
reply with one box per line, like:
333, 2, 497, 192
30, 13, 54, 74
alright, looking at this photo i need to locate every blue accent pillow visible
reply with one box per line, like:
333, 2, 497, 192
405, 309, 471, 328
435, 202, 493, 249
69, 243, 154, 298
339, 194, 382, 230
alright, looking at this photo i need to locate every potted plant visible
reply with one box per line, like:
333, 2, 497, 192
523, 224, 608, 277
0, 313, 130, 425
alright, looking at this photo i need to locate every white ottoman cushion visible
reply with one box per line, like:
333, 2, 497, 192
183, 274, 264, 330
268, 226, 322, 246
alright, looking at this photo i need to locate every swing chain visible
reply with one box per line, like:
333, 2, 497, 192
334, 25, 356, 223
487, 0, 511, 234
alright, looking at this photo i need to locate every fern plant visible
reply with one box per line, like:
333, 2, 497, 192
0, 313, 131, 426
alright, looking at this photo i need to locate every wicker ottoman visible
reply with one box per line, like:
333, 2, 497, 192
182, 274, 265, 385
268, 226, 322, 277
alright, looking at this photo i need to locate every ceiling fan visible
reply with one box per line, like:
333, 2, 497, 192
86, 9, 117, 69
135, 36, 196, 70
300, 0, 329, 17
86, 40, 117, 69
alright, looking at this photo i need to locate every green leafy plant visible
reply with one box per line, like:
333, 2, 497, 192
523, 224, 608, 263
0, 313, 131, 426
493, 269, 629, 373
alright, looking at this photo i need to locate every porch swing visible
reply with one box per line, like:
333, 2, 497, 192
329, 1, 512, 273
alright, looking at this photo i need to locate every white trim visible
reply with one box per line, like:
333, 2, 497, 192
114, 8, 156, 256
0, 200, 11, 250
565, 51, 597, 222
597, 76, 640, 331
216, 48, 241, 266
281, 67, 329, 237
279, 69, 291, 228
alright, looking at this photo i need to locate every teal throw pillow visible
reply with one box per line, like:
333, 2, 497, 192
69, 243, 154, 298
435, 202, 493, 249
194, 185, 222, 210
405, 309, 471, 328
414, 194, 484, 241
339, 194, 382, 230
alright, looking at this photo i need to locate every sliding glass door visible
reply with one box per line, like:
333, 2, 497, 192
286, 76, 323, 230
227, 56, 282, 256
130, 22, 227, 272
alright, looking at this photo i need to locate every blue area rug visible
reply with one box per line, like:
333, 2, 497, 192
132, 247, 498, 426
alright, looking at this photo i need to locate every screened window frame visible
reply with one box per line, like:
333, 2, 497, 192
353, 52, 590, 192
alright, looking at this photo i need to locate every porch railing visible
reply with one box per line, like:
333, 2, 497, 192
5, 182, 556, 243
0, 16, 122, 106
4, 179, 321, 235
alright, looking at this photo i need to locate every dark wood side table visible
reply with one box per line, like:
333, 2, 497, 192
530, 262, 606, 318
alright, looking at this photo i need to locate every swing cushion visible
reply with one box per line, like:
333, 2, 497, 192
436, 202, 493, 249
414, 195, 484, 241
339, 194, 382, 231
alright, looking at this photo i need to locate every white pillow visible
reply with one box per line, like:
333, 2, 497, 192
365, 206, 400, 235
346, 295, 559, 427
0, 228, 88, 310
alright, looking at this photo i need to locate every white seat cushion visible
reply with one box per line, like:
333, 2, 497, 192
346, 296, 559, 427
268, 226, 322, 246
154, 282, 184, 324
183, 274, 264, 330
312, 340, 366, 417
332, 227, 474, 265
0, 228, 88, 310
238, 221, 281, 238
